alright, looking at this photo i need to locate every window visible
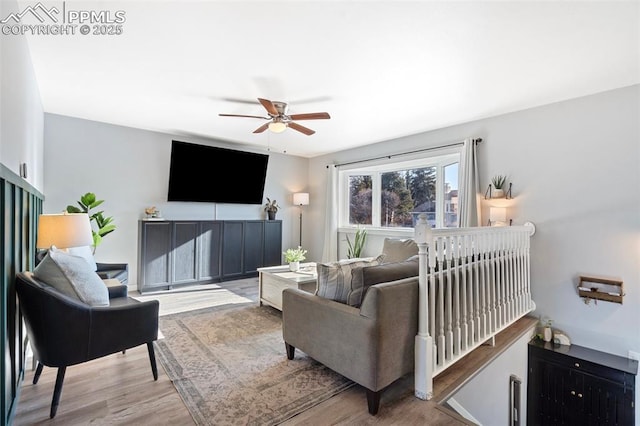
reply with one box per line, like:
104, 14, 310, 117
340, 150, 460, 230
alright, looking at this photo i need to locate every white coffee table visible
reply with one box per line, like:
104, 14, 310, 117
258, 263, 317, 311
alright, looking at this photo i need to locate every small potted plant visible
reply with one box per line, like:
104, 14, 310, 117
283, 246, 307, 271
491, 175, 507, 198
264, 198, 280, 220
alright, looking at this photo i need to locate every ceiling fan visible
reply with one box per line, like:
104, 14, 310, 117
219, 98, 330, 135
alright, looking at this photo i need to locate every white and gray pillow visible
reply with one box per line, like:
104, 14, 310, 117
33, 246, 109, 306
315, 255, 384, 306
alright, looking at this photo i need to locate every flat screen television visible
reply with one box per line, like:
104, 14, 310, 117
168, 140, 269, 204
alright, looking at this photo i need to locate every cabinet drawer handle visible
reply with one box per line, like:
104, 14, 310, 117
571, 390, 576, 395
574, 362, 580, 367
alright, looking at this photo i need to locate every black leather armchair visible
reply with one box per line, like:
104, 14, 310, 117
16, 271, 160, 419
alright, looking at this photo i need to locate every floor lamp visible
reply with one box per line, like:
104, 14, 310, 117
293, 193, 309, 247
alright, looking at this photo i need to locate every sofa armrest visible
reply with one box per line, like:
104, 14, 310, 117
282, 288, 378, 389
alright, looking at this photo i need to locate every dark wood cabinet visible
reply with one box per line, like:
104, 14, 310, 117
138, 220, 282, 293
527, 340, 637, 426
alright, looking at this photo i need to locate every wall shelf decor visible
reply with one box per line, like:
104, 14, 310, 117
484, 182, 513, 199
578, 275, 624, 304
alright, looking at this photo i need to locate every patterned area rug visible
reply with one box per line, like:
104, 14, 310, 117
155, 303, 354, 425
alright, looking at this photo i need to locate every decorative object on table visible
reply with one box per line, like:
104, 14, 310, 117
345, 227, 367, 258
65, 192, 116, 254
553, 332, 571, 346
144, 206, 162, 219
264, 197, 280, 220
542, 319, 553, 342
293, 192, 309, 246
283, 246, 307, 272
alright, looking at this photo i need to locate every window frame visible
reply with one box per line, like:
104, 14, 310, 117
338, 148, 461, 235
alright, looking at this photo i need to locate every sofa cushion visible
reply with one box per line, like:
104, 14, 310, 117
33, 246, 109, 306
381, 238, 419, 263
357, 255, 420, 306
316, 255, 384, 306
67, 245, 97, 271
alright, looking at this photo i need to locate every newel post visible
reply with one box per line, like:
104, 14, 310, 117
414, 213, 434, 400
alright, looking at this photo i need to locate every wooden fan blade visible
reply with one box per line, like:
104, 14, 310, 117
258, 98, 278, 116
253, 123, 269, 134
288, 112, 331, 121
288, 122, 315, 136
219, 114, 268, 120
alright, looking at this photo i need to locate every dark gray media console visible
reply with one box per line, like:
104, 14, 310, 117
137, 220, 282, 293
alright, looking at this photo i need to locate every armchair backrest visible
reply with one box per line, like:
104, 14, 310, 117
16, 272, 92, 367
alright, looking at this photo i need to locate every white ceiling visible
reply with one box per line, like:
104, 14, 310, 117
21, 1, 639, 158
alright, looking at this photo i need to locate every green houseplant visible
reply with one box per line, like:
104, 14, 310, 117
283, 246, 307, 271
264, 197, 280, 220
66, 192, 116, 253
491, 175, 507, 198
346, 227, 367, 259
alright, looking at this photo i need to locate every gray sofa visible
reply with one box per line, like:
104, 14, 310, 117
282, 256, 419, 415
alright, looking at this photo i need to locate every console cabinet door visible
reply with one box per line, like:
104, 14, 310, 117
263, 220, 282, 266
243, 221, 264, 275
138, 221, 172, 291
198, 221, 222, 281
172, 221, 198, 285
222, 221, 244, 280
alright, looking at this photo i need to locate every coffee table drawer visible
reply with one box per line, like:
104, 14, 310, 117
261, 278, 292, 310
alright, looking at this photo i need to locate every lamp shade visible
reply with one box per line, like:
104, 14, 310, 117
293, 193, 309, 206
489, 207, 507, 226
36, 213, 93, 249
268, 121, 287, 133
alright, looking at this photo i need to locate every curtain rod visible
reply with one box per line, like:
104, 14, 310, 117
327, 138, 482, 168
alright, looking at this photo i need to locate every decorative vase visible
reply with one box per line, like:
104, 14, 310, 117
492, 188, 505, 198
268, 211, 276, 220
289, 261, 299, 272
543, 326, 553, 342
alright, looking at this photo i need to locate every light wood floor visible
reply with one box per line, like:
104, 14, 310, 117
13, 278, 535, 425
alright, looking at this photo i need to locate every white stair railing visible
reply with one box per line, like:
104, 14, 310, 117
414, 215, 535, 400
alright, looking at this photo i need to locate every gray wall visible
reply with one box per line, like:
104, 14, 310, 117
43, 114, 310, 282
310, 85, 640, 417
0, 0, 44, 190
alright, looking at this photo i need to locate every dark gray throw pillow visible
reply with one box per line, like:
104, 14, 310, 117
356, 255, 420, 306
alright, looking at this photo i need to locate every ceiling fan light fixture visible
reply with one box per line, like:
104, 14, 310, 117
268, 121, 287, 133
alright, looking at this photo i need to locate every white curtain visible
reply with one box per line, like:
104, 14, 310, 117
458, 138, 481, 227
321, 165, 338, 262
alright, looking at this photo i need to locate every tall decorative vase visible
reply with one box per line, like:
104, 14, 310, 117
289, 261, 299, 272
543, 326, 553, 342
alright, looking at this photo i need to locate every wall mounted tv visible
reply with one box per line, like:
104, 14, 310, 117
168, 140, 269, 204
